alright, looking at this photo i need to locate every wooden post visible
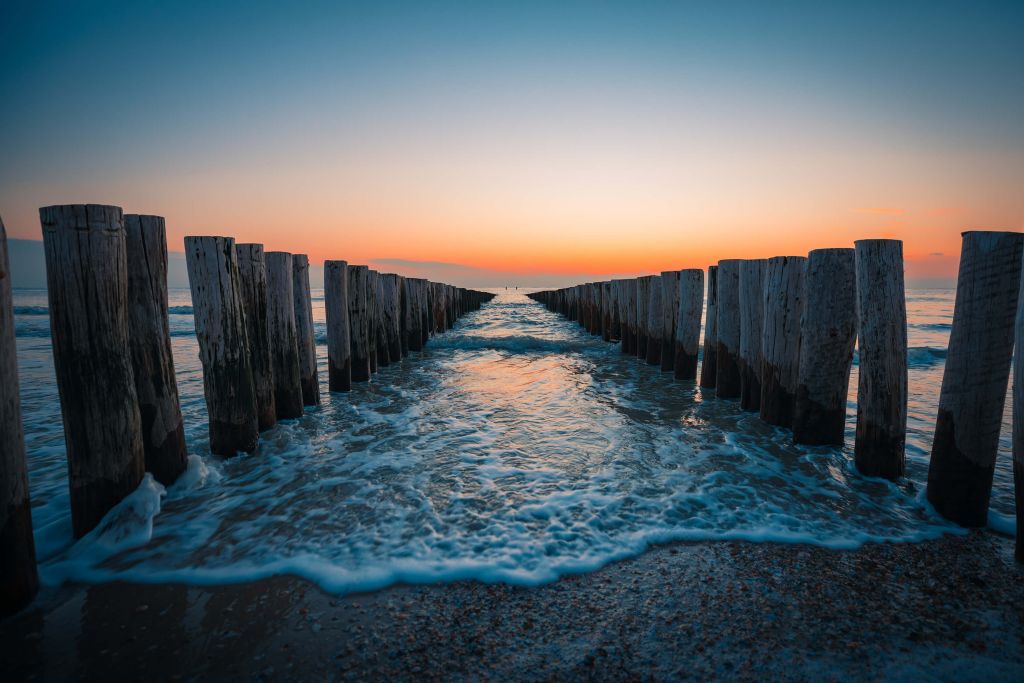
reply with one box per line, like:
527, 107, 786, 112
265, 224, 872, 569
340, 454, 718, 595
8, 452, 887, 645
398, 276, 410, 357
1, 216, 39, 615
123, 214, 188, 485
41, 205, 145, 536
407, 278, 425, 352
674, 269, 704, 380
235, 243, 277, 431
760, 256, 807, 428
382, 274, 403, 361
348, 265, 371, 381
602, 281, 616, 342
636, 276, 651, 358
615, 280, 632, 353
324, 260, 351, 392
792, 249, 857, 445
646, 276, 663, 365
699, 266, 718, 388
854, 239, 907, 480
185, 235, 260, 455
265, 252, 304, 419
1015, 252, 1024, 561
927, 231, 1024, 524
738, 259, 767, 411
716, 260, 742, 398
660, 271, 680, 372
292, 254, 320, 406
368, 270, 382, 371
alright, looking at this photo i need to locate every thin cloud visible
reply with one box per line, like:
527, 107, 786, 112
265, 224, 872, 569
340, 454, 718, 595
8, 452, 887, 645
851, 207, 907, 216
929, 252, 944, 257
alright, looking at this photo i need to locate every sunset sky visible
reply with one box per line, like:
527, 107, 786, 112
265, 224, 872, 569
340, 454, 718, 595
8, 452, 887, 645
1, 1, 1021, 286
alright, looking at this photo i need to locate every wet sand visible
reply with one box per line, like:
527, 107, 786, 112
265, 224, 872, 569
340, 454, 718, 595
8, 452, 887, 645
2, 531, 1022, 681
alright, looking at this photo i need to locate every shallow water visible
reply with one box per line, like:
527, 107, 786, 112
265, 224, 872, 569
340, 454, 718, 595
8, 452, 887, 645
11, 287, 1015, 593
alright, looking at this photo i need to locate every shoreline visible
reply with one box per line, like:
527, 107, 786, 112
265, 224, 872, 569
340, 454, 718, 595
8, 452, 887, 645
2, 532, 1022, 681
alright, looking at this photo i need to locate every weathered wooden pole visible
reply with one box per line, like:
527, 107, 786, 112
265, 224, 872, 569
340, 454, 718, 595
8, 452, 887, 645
646, 276, 663, 365
616, 280, 632, 353
927, 231, 1024, 524
699, 265, 718, 388
292, 254, 320, 406
235, 243, 277, 431
398, 276, 410, 357
348, 265, 372, 381
42, 205, 145, 536
185, 235, 260, 455
382, 274, 403, 361
1015, 253, 1024, 562
324, 260, 351, 392
854, 239, 907, 480
1, 216, 39, 615
760, 256, 807, 428
123, 214, 188, 484
660, 271, 680, 372
265, 251, 304, 419
368, 270, 382, 371
636, 276, 651, 359
674, 269, 705, 380
407, 278, 425, 352
716, 260, 742, 398
792, 249, 857, 445
602, 281, 617, 342
738, 259, 767, 410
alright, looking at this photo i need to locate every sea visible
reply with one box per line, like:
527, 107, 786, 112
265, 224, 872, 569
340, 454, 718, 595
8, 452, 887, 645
9, 287, 1016, 594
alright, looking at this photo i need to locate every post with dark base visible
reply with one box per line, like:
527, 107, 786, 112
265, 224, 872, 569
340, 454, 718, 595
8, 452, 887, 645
738, 259, 767, 411
265, 252, 304, 419
792, 249, 857, 445
699, 265, 718, 388
186, 235, 260, 456
292, 254, 320, 406
348, 266, 372, 381
674, 269, 704, 380
1015, 253, 1024, 562
325, 260, 351, 392
236, 243, 277, 431
1, 216, 39, 615
926, 231, 1024, 524
854, 239, 907, 480
645, 275, 663, 365
42, 205, 145, 537
716, 260, 742, 398
759, 256, 806, 428
660, 271, 679, 372
124, 214, 188, 485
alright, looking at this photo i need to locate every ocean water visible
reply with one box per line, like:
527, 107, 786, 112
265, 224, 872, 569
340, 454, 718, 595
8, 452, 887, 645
10, 288, 1016, 594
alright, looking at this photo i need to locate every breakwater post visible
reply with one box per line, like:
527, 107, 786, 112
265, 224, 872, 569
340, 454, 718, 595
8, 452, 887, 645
236, 243, 277, 430
324, 260, 351, 391
292, 254, 320, 406
715, 259, 742, 398
675, 268, 704, 380
1015, 256, 1024, 562
738, 258, 767, 410
124, 214, 188, 484
636, 276, 651, 359
185, 235, 260, 456
760, 256, 806, 428
927, 231, 1024, 524
792, 248, 857, 445
699, 265, 718, 388
1, 216, 39, 615
646, 275, 663, 365
42, 205, 145, 536
348, 265, 371, 382
660, 271, 679, 372
265, 251, 304, 418
854, 239, 907, 480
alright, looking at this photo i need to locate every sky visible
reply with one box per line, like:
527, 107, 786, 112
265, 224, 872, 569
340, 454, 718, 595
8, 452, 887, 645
1, 1, 1022, 287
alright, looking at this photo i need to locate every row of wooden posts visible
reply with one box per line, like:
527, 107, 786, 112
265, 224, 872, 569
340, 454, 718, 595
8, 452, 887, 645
529, 232, 1024, 562
0, 204, 493, 616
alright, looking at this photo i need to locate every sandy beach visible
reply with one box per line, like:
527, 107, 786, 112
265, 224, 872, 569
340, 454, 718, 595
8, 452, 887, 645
2, 531, 1021, 681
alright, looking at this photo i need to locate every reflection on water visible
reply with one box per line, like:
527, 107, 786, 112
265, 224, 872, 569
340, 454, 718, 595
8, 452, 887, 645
10, 288, 1013, 594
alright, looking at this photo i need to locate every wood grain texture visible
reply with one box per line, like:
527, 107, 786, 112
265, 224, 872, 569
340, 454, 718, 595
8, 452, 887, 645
715, 260, 742, 398
348, 266, 371, 381
1014, 247, 1024, 561
699, 266, 718, 388
927, 231, 1024, 525
291, 254, 320, 406
42, 205, 145, 536
645, 276, 663, 365
738, 259, 767, 411
235, 243, 277, 430
674, 269, 704, 381
792, 249, 857, 445
124, 214, 187, 484
759, 256, 806, 428
325, 260, 351, 392
854, 239, 907, 480
265, 252, 304, 418
185, 235, 259, 455
1, 216, 38, 615
660, 271, 680, 372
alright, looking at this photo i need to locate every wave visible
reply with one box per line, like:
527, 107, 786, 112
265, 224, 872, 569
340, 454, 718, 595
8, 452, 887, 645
13, 305, 48, 315
849, 346, 947, 368
168, 305, 194, 315
432, 334, 605, 354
